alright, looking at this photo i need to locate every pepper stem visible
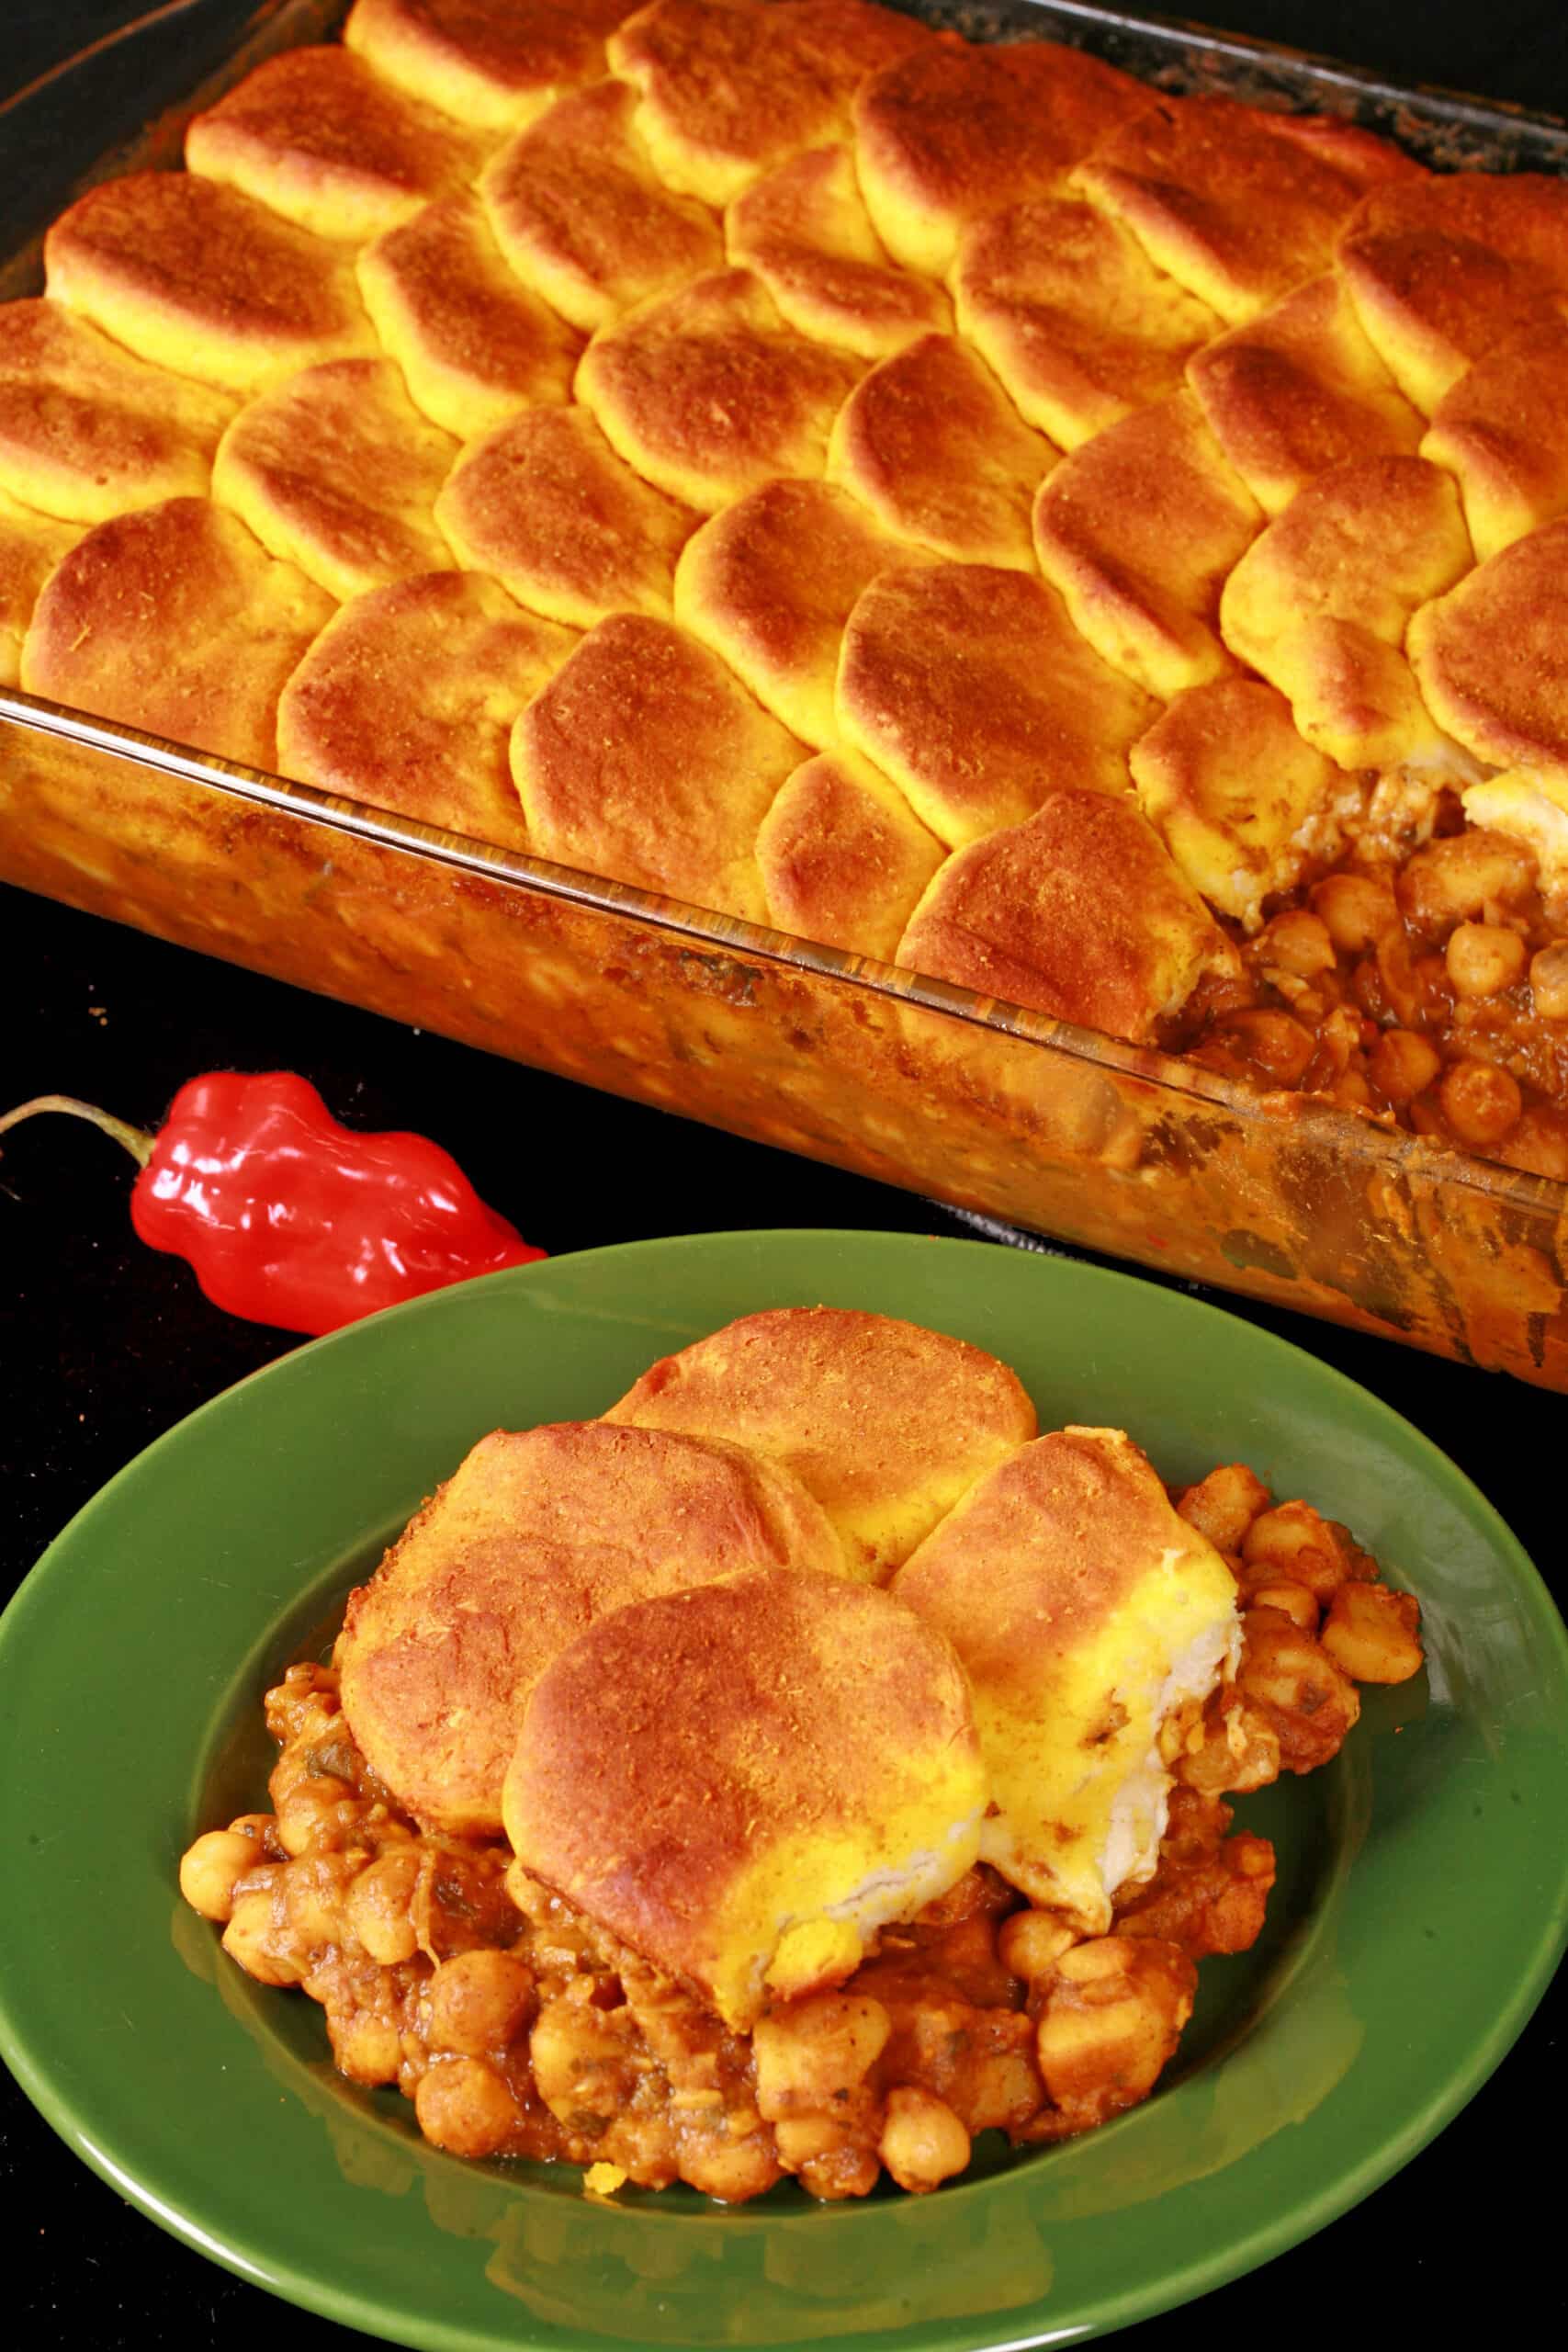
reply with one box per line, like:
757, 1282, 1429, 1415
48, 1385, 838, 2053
0, 1093, 156, 1168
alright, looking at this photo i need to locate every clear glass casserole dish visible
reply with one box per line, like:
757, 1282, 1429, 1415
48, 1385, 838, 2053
2, 0, 1565, 1390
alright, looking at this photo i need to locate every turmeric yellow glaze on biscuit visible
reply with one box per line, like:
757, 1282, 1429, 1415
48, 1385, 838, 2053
1032, 390, 1261, 699
45, 173, 377, 395
726, 144, 949, 359
1186, 273, 1423, 517
479, 78, 723, 334
757, 747, 944, 960
605, 1305, 1037, 1577
0, 488, 77, 686
952, 196, 1221, 451
437, 405, 695, 627
577, 267, 863, 513
344, 0, 609, 132
186, 47, 490, 243
0, 299, 235, 526
1131, 678, 1347, 930
672, 476, 925, 748
212, 358, 458, 603
897, 793, 1239, 1046
1409, 520, 1568, 784
1420, 321, 1568, 563
357, 197, 581, 439
276, 570, 574, 848
1074, 94, 1419, 325
512, 613, 801, 915
837, 561, 1154, 848
338, 1420, 848, 1838
827, 332, 1055, 571
853, 40, 1155, 279
503, 1567, 987, 2029
21, 496, 333, 769
894, 1428, 1240, 1931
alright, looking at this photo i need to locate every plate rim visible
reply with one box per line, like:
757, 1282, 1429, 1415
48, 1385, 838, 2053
3, 1227, 1566, 2352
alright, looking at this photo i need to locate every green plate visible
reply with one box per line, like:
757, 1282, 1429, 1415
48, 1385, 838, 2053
2, 1231, 1565, 2349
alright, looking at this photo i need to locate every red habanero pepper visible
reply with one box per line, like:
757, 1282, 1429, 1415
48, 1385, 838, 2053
0, 1071, 546, 1335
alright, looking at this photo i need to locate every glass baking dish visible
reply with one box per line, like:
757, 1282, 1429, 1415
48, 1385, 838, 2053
3, 0, 1565, 1390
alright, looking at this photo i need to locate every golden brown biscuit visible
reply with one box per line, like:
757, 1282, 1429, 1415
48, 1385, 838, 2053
576, 267, 863, 513
185, 47, 490, 243
211, 358, 458, 603
511, 612, 801, 913
853, 39, 1156, 278
952, 196, 1221, 450
826, 332, 1055, 571
503, 1567, 987, 2028
726, 144, 950, 358
1221, 454, 1473, 771
1420, 320, 1568, 563
756, 746, 944, 960
672, 476, 925, 747
344, 0, 609, 130
44, 173, 377, 395
356, 196, 581, 438
605, 1305, 1037, 1577
893, 1427, 1239, 1930
479, 78, 723, 334
276, 570, 574, 846
837, 561, 1154, 848
606, 0, 868, 207
1336, 172, 1568, 413
436, 405, 695, 626
1074, 95, 1419, 325
896, 790, 1240, 1045
339, 1419, 848, 1838
0, 488, 77, 687
1131, 678, 1348, 929
0, 299, 235, 526
1032, 390, 1261, 698
1186, 272, 1423, 516
1409, 520, 1568, 783
767, 0, 936, 85
21, 496, 333, 768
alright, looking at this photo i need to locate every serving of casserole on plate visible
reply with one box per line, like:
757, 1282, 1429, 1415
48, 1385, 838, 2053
1, 1234, 1564, 2347
3, 0, 1568, 1387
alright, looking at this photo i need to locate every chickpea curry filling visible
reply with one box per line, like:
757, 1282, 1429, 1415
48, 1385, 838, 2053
179, 1313, 1425, 2203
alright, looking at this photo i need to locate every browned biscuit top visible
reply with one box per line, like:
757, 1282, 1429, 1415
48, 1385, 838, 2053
606, 1304, 1037, 1576
607, 0, 849, 205
21, 496, 333, 770
1409, 518, 1568, 780
511, 610, 801, 915
338, 1419, 848, 1837
756, 747, 943, 962
896, 789, 1239, 1046
43, 172, 376, 392
726, 143, 951, 360
0, 488, 78, 686
344, 0, 610, 126
276, 569, 574, 846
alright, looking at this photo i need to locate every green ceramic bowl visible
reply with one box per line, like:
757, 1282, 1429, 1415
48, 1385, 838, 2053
2, 1231, 1564, 2350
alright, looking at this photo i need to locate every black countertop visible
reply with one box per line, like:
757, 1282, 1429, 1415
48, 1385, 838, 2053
3, 4, 1563, 2347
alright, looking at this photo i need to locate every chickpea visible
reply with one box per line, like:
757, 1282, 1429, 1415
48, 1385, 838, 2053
1369, 1028, 1441, 1104
1321, 1583, 1424, 1685
1247, 1581, 1319, 1631
329, 2009, 404, 2086
1216, 1009, 1315, 1087
1175, 1703, 1280, 1796
879, 2086, 972, 2193
344, 1849, 422, 1967
1529, 944, 1568, 1021
1257, 909, 1337, 978
1175, 1462, 1269, 1554
424, 1951, 536, 2059
1035, 1937, 1196, 2124
276, 1775, 354, 1858
414, 2056, 520, 2159
753, 1993, 890, 2119
680, 2133, 782, 2202
1242, 1501, 1348, 1601
1445, 922, 1528, 999
1397, 829, 1538, 941
1439, 1058, 1523, 1150
222, 1888, 303, 1987
1237, 1611, 1360, 1772
179, 1830, 262, 1923
1311, 872, 1399, 956
998, 1909, 1078, 1983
